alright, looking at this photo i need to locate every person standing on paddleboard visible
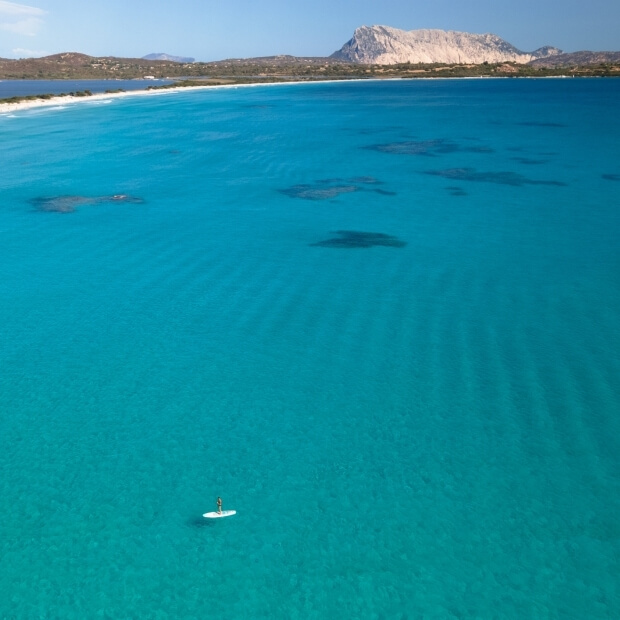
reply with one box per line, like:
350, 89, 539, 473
217, 497, 222, 514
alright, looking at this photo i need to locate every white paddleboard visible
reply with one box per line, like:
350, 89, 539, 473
203, 510, 236, 519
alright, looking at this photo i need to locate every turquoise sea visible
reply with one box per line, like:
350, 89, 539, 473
1, 78, 619, 618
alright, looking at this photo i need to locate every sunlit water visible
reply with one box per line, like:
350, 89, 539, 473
1, 79, 619, 618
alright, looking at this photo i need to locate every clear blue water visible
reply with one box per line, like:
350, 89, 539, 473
0, 79, 172, 98
1, 78, 619, 618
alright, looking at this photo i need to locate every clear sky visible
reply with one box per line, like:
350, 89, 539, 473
1, 0, 619, 60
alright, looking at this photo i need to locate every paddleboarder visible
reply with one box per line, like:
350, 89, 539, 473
203, 498, 235, 519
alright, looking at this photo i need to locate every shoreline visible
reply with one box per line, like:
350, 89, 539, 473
0, 80, 348, 114
0, 74, 603, 115
0, 83, 230, 114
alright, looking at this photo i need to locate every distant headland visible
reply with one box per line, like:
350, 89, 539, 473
142, 53, 195, 63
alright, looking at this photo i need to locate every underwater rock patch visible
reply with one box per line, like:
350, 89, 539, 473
466, 145, 495, 153
602, 173, 620, 181
280, 184, 359, 200
349, 176, 382, 184
425, 168, 566, 187
364, 139, 494, 157
365, 139, 456, 156
353, 126, 405, 135
280, 177, 395, 200
517, 121, 567, 128
310, 230, 407, 249
31, 194, 144, 213
511, 157, 549, 165
315, 176, 382, 185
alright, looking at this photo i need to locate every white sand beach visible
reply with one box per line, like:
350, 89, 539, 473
0, 84, 229, 114
0, 80, 353, 114
0, 77, 513, 116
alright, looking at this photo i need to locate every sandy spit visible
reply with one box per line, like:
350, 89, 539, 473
0, 80, 358, 114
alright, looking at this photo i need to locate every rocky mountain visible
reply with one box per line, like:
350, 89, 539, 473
142, 53, 194, 63
529, 50, 620, 67
331, 25, 561, 65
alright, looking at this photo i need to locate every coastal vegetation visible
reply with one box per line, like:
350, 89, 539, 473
1, 53, 619, 105
1, 52, 619, 81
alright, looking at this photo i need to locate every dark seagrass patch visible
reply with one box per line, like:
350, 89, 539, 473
424, 168, 566, 187
363, 139, 494, 157
310, 230, 407, 249
280, 177, 396, 200
31, 194, 144, 213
